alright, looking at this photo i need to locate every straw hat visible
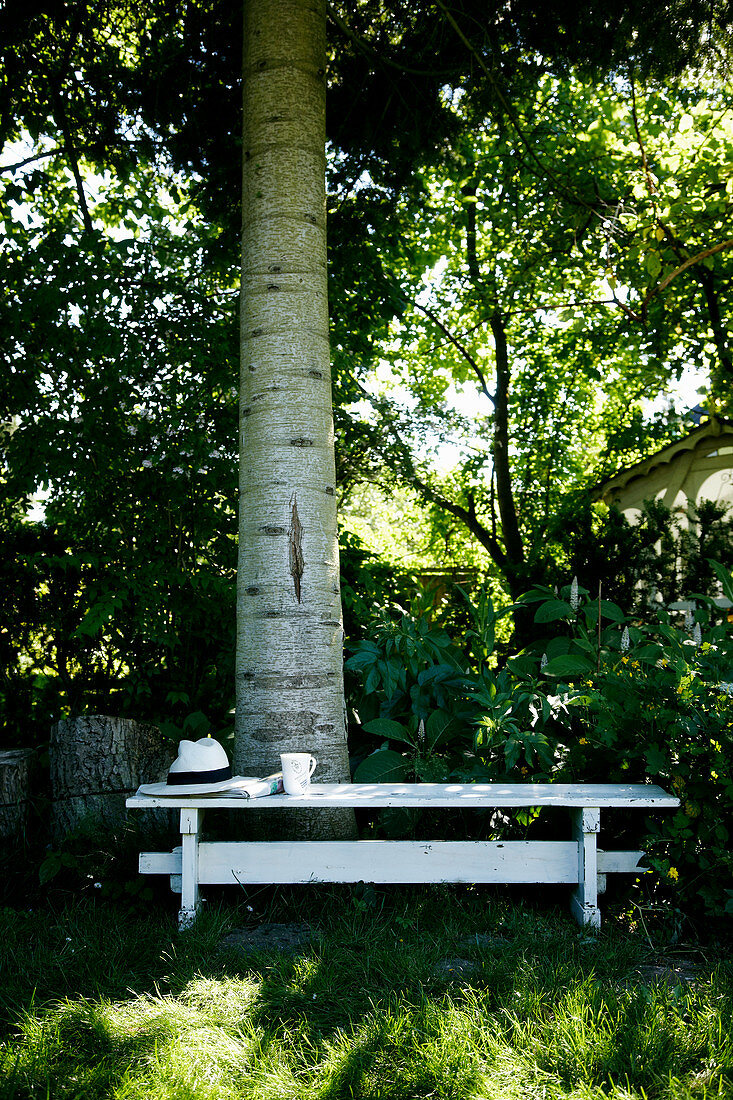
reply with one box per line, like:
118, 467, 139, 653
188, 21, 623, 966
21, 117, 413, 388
138, 736, 257, 796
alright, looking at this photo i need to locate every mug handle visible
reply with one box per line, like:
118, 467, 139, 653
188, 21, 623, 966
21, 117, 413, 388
308, 755, 317, 778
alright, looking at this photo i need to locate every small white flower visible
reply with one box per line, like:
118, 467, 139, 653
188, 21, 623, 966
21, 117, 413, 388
570, 576, 579, 611
142, 459, 152, 468
197, 467, 207, 474
621, 626, 630, 652
94, 882, 102, 889
540, 653, 548, 670
173, 466, 184, 474
693, 622, 702, 647
718, 682, 733, 695
128, 426, 137, 436
684, 608, 694, 632
209, 450, 220, 459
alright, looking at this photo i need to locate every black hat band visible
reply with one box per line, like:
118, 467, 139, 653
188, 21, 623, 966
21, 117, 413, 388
167, 765, 233, 786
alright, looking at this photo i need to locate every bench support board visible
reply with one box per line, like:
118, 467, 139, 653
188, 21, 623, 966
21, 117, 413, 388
138, 811, 647, 930
570, 807, 600, 928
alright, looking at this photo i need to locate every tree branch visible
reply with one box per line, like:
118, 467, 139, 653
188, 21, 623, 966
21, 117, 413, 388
353, 380, 512, 575
489, 310, 525, 578
627, 65, 657, 202
698, 265, 733, 382
0, 148, 62, 174
51, 87, 93, 234
48, 6, 93, 235
395, 459, 512, 577
641, 239, 733, 315
412, 298, 495, 405
326, 3, 457, 77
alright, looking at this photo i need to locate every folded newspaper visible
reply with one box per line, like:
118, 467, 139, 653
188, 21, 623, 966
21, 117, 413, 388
137, 772, 284, 798
223, 773, 284, 799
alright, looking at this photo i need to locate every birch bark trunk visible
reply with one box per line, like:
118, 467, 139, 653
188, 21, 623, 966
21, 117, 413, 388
235, 0, 353, 836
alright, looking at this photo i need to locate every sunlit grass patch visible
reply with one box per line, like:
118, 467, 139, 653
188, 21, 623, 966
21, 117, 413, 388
471, 970, 733, 1100
235, 993, 492, 1100
116, 1022, 255, 1100
2, 987, 263, 1100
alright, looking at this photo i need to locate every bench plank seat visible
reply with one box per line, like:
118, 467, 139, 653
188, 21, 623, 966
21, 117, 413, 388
126, 781, 678, 811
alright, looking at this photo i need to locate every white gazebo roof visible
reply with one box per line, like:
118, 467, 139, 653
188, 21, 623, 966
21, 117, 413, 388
593, 416, 733, 515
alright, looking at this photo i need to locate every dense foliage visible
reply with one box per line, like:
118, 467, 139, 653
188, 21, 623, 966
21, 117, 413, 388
350, 70, 733, 598
0, 152, 240, 745
346, 562, 733, 924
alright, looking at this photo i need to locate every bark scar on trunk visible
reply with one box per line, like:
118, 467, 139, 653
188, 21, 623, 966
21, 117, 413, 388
289, 493, 304, 602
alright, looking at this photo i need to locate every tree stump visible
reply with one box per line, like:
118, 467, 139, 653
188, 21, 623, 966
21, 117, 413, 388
0, 749, 35, 841
50, 716, 175, 842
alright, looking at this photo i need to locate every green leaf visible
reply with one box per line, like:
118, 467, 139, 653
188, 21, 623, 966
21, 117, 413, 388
634, 644, 665, 662
353, 749, 407, 783
545, 636, 572, 657
425, 708, 462, 749
166, 691, 191, 706
505, 654, 538, 678
156, 721, 183, 741
365, 667, 381, 695
520, 588, 557, 604
534, 599, 574, 623
74, 600, 116, 637
182, 711, 211, 736
39, 853, 62, 885
584, 600, 626, 624
542, 654, 595, 678
379, 807, 418, 838
645, 252, 662, 278
362, 718, 414, 745
708, 559, 733, 602
645, 745, 667, 775
504, 738, 522, 769
345, 648, 379, 671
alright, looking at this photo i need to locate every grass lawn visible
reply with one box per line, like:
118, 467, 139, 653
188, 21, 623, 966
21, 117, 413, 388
0, 886, 731, 1100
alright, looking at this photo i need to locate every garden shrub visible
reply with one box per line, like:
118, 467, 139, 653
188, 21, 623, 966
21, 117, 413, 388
346, 564, 733, 923
548, 494, 733, 616
344, 597, 476, 784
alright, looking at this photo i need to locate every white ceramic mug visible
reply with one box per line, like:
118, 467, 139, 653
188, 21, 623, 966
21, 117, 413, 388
280, 752, 317, 795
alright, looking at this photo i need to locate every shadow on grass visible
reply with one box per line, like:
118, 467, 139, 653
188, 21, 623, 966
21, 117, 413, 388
0, 887, 731, 1100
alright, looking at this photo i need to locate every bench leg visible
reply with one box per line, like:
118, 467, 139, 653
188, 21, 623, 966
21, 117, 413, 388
179, 808, 202, 930
570, 808, 600, 929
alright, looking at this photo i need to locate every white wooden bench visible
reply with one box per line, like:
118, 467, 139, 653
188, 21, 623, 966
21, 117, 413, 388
126, 782, 679, 929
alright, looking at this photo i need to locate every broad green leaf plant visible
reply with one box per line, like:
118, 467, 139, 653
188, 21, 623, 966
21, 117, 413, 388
347, 564, 733, 923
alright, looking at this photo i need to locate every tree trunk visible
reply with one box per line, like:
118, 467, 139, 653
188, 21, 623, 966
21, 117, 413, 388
50, 715, 175, 842
235, 0, 354, 837
0, 749, 35, 841
488, 310, 525, 589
